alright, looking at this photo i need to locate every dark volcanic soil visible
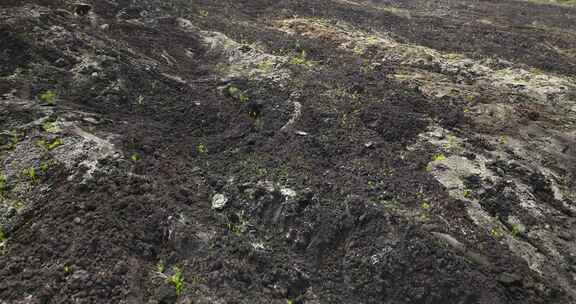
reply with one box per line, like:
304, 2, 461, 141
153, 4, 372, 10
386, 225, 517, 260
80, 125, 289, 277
1, 0, 576, 303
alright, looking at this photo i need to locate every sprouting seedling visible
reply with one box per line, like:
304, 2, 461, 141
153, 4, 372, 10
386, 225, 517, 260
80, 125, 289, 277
40, 162, 50, 174
226, 85, 250, 103
22, 167, 38, 184
367, 180, 375, 189
227, 85, 239, 96
421, 201, 431, 210
169, 266, 184, 296
42, 120, 58, 133
432, 153, 446, 162
197, 143, 208, 155
0, 174, 8, 197
419, 201, 431, 221
47, 138, 63, 150
38, 90, 56, 105
131, 153, 141, 162
499, 136, 508, 145
37, 138, 64, 151
290, 50, 310, 66
0, 229, 6, 254
490, 227, 505, 239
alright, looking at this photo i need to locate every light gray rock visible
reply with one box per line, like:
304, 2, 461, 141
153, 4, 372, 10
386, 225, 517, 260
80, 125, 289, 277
211, 193, 228, 210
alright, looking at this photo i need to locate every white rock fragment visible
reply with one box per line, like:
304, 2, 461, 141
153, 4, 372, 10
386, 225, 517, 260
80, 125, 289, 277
211, 193, 228, 210
280, 187, 297, 198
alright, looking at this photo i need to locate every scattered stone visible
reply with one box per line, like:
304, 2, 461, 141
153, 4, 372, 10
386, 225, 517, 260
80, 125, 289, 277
280, 187, 297, 198
71, 270, 90, 282
497, 272, 522, 286
82, 117, 99, 124
295, 131, 308, 136
211, 193, 228, 210
364, 141, 374, 148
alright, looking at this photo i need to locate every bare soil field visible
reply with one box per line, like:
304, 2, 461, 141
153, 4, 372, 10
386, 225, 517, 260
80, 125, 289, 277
1, 0, 576, 303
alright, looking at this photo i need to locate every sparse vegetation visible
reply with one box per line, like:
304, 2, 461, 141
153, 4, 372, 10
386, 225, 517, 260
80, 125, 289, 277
432, 153, 446, 162
196, 143, 208, 155
289, 50, 314, 67
226, 85, 250, 103
419, 201, 431, 222
21, 167, 38, 184
38, 90, 56, 105
38, 138, 63, 151
169, 266, 185, 296
0, 174, 8, 197
42, 119, 58, 133
490, 227, 506, 239
131, 153, 141, 162
0, 229, 6, 255
1, 0, 575, 302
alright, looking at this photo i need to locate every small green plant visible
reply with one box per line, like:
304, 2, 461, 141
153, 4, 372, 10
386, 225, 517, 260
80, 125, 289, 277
47, 138, 63, 150
432, 153, 446, 162
38, 90, 56, 105
510, 223, 524, 236
22, 167, 38, 184
463, 189, 472, 198
257, 59, 275, 74
226, 85, 250, 103
131, 153, 141, 162
37, 138, 63, 151
42, 119, 58, 133
40, 162, 50, 174
0, 229, 6, 255
197, 143, 208, 155
419, 201, 431, 222
490, 227, 505, 239
169, 266, 185, 296
367, 180, 375, 189
499, 136, 508, 145
289, 50, 313, 67
64, 265, 72, 274
0, 174, 7, 197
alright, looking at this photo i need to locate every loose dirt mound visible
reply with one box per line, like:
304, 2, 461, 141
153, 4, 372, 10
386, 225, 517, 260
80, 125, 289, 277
1, 0, 576, 303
